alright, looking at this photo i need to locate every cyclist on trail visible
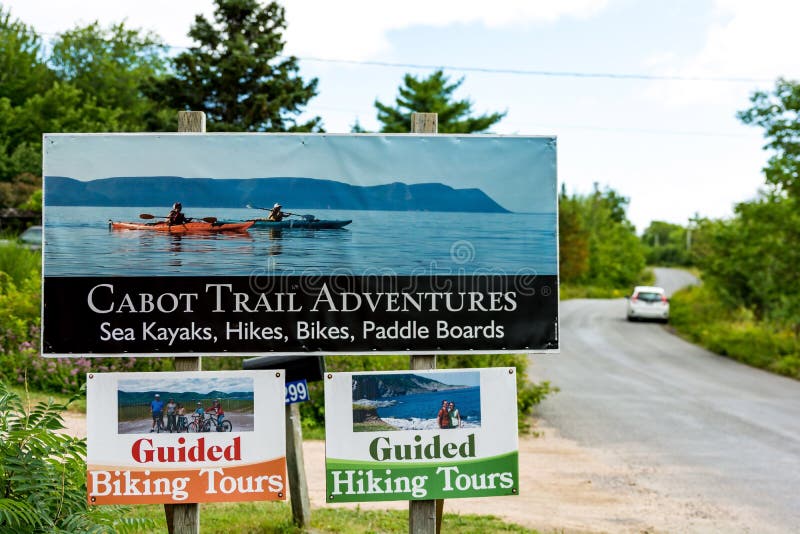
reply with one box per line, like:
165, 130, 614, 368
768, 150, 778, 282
150, 393, 164, 432
176, 403, 187, 432
207, 398, 225, 427
166, 398, 177, 433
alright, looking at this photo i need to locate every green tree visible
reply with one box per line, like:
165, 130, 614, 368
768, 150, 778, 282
641, 220, 691, 266
0, 7, 53, 107
693, 195, 800, 327
737, 78, 800, 198
0, 10, 172, 187
151, 0, 321, 132
558, 184, 645, 289
375, 69, 506, 133
0, 81, 124, 184
49, 21, 172, 131
558, 185, 590, 282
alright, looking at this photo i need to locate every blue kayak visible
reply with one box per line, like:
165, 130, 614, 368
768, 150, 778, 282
247, 218, 352, 229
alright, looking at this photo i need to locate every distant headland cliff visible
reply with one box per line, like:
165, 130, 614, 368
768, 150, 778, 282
45, 176, 510, 213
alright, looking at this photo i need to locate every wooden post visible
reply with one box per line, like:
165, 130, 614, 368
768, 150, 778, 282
164, 110, 206, 534
285, 402, 311, 527
408, 112, 442, 534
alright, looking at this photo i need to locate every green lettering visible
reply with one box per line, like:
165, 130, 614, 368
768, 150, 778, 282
368, 436, 391, 461
459, 434, 476, 458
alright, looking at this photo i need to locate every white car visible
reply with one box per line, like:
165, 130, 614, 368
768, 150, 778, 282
626, 286, 669, 322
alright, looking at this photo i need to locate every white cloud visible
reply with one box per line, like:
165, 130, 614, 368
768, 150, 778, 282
4, 0, 608, 58
2, 0, 215, 47
645, 0, 800, 108
282, 0, 610, 60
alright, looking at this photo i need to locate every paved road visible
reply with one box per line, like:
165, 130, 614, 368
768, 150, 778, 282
117, 412, 254, 434
533, 268, 800, 531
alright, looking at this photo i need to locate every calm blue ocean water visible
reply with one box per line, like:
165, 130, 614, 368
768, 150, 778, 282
375, 386, 482, 430
43, 206, 556, 276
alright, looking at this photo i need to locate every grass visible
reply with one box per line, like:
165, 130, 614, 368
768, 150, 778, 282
7, 382, 86, 413
669, 284, 799, 379
302, 424, 326, 440
129, 501, 537, 533
560, 267, 656, 300
0, 243, 40, 286
559, 284, 629, 300
353, 420, 397, 432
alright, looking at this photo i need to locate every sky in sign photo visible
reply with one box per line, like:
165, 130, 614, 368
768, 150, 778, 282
8, 0, 799, 230
117, 376, 254, 394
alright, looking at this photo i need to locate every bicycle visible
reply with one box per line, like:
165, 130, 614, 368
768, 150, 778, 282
187, 414, 205, 433
152, 414, 165, 433
202, 413, 233, 433
175, 415, 189, 433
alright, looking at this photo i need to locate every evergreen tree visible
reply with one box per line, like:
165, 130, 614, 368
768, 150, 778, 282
375, 70, 505, 133
151, 0, 321, 132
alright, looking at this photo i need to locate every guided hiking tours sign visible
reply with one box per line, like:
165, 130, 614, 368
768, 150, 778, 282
324, 368, 519, 502
86, 370, 286, 505
41, 133, 558, 356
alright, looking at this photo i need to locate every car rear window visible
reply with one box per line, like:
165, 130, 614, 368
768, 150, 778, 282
635, 292, 663, 302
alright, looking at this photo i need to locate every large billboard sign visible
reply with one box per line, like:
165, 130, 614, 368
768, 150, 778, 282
324, 368, 519, 502
86, 370, 286, 505
42, 134, 558, 356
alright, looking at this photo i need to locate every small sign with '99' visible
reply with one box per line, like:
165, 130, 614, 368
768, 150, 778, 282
285, 379, 310, 404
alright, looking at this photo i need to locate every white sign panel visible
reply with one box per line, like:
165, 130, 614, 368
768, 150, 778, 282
325, 368, 519, 502
86, 370, 286, 504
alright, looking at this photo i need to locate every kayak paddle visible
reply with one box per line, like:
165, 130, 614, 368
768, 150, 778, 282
139, 213, 218, 224
245, 205, 316, 221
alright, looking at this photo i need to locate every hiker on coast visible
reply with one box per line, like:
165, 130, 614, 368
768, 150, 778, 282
448, 401, 462, 428
437, 399, 450, 429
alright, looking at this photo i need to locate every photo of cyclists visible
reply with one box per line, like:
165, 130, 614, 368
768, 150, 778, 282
116, 376, 255, 434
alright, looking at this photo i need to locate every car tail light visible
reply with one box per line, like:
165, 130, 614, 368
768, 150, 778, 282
661, 295, 668, 303
631, 294, 638, 302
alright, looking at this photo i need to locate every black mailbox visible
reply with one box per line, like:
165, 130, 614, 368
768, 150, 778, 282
242, 355, 325, 383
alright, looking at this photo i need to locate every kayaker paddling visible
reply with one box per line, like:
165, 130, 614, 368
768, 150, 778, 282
268, 203, 292, 222
168, 202, 192, 226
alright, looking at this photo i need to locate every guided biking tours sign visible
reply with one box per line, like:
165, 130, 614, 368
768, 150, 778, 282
324, 368, 519, 502
42, 133, 558, 356
86, 370, 286, 505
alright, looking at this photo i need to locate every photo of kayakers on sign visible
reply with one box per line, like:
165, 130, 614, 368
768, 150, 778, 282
116, 376, 254, 434
351, 371, 481, 432
42, 134, 557, 277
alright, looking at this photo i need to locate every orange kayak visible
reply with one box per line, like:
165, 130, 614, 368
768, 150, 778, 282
110, 220, 255, 233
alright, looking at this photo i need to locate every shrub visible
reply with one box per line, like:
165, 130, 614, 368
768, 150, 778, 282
0, 245, 40, 287
670, 285, 800, 379
0, 381, 152, 532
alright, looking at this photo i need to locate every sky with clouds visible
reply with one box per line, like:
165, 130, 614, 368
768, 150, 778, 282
118, 376, 254, 394
5, 0, 799, 230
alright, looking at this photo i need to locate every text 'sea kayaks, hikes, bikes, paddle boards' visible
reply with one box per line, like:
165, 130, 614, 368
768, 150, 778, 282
248, 218, 352, 229
109, 220, 256, 233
